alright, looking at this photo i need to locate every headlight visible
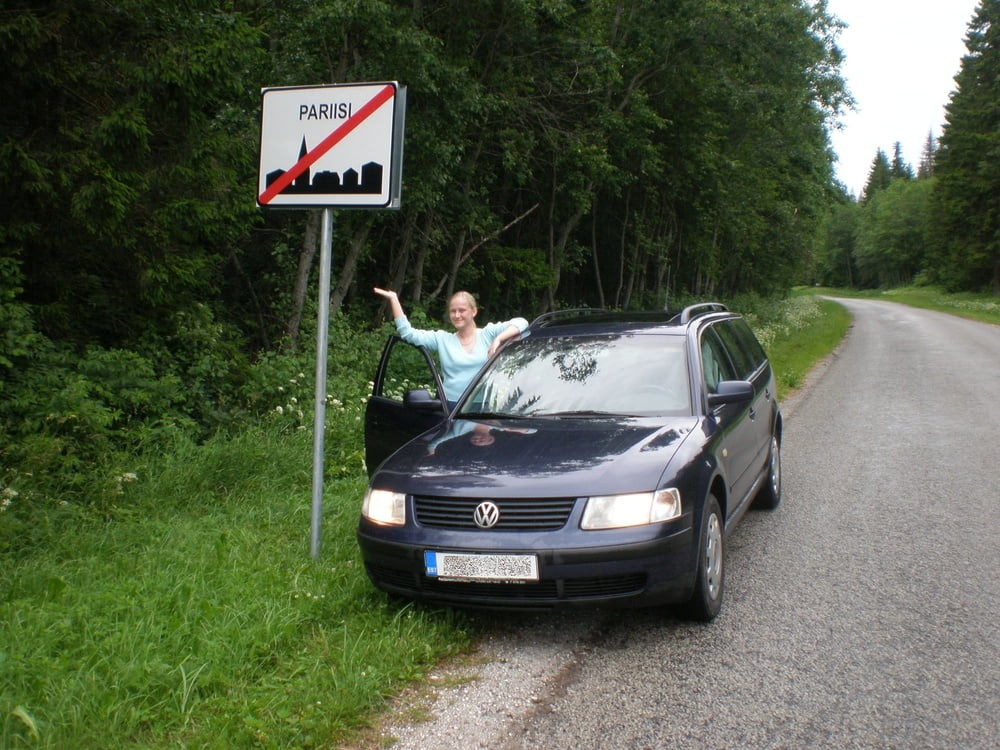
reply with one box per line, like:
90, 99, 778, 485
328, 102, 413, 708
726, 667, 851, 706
581, 488, 682, 530
362, 488, 406, 526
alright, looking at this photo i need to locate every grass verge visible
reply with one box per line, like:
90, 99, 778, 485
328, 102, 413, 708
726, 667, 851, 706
736, 293, 852, 398
812, 285, 1000, 326
1, 428, 471, 748
759, 296, 852, 396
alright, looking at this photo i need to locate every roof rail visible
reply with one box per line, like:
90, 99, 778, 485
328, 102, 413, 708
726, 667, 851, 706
678, 302, 728, 324
528, 308, 608, 329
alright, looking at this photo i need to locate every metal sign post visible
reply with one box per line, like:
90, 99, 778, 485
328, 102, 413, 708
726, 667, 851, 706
310, 208, 334, 559
257, 81, 405, 559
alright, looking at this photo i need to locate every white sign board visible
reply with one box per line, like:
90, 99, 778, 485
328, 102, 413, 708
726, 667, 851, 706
257, 82, 404, 208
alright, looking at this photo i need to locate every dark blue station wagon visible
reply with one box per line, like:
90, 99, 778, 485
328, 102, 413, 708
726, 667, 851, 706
357, 304, 782, 620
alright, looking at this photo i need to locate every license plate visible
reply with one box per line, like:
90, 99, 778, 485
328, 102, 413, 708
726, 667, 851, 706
424, 551, 539, 582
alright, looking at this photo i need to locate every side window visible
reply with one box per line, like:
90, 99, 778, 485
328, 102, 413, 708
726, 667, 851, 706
700, 329, 737, 393
732, 318, 767, 369
714, 320, 755, 379
376, 339, 442, 401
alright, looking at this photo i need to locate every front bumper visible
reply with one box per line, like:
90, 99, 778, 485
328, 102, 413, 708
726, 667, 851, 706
356, 520, 697, 611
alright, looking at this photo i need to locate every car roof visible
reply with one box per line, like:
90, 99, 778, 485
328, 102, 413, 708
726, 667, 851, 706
526, 303, 734, 337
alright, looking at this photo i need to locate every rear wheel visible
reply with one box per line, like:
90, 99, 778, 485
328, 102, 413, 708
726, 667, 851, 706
754, 433, 782, 510
683, 494, 724, 621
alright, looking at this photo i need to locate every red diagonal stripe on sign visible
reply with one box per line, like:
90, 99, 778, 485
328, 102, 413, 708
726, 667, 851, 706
258, 83, 395, 205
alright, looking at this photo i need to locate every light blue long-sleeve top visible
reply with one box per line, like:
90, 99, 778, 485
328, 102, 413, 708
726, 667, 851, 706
394, 314, 529, 402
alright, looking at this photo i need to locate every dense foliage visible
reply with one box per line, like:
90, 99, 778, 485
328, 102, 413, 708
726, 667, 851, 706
1, 0, 849, 503
928, 0, 1000, 293
2, 1, 849, 344
2, 1, 995, 514
815, 0, 999, 294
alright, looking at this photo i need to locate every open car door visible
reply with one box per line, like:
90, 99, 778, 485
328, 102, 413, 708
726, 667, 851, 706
364, 335, 448, 475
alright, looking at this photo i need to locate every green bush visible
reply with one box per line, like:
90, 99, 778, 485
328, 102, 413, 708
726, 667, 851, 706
0, 256, 43, 374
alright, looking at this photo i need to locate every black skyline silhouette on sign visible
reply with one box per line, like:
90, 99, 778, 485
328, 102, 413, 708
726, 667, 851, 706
266, 137, 384, 195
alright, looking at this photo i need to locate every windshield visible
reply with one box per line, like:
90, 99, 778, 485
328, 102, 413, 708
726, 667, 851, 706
459, 334, 691, 418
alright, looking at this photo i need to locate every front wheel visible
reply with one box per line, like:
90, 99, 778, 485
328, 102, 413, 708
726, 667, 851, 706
682, 494, 724, 622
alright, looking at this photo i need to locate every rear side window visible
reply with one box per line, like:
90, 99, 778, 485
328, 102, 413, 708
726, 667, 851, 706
714, 319, 766, 379
731, 319, 767, 367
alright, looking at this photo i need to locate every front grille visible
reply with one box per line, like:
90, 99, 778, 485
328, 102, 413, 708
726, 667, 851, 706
421, 573, 646, 602
564, 574, 646, 598
423, 577, 560, 599
366, 563, 647, 605
366, 564, 416, 590
413, 495, 577, 530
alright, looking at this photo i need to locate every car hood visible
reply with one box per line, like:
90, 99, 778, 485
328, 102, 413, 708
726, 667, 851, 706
371, 416, 698, 497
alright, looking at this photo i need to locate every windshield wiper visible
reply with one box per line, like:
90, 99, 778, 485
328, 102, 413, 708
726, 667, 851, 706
538, 410, 627, 419
457, 410, 525, 420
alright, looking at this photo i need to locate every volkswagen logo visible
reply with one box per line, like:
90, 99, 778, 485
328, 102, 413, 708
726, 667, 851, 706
473, 501, 500, 529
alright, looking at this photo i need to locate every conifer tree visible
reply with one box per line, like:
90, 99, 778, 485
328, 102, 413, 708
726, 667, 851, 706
861, 149, 892, 203
917, 131, 936, 179
928, 0, 1000, 293
890, 142, 914, 181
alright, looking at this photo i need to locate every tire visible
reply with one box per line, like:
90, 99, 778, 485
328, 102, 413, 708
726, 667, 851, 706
683, 493, 724, 622
754, 433, 782, 510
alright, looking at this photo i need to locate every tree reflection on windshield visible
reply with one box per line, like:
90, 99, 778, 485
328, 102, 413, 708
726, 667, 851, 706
462, 334, 690, 417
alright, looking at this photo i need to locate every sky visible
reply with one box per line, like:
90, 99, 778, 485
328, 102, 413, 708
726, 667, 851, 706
824, 0, 981, 197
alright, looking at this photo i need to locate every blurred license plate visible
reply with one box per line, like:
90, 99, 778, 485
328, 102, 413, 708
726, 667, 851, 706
424, 551, 538, 582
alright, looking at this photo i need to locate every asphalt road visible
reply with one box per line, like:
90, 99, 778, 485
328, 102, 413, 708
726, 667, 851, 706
378, 298, 999, 750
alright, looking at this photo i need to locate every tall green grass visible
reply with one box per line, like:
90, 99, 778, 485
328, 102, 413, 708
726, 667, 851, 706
746, 294, 852, 395
1, 426, 471, 748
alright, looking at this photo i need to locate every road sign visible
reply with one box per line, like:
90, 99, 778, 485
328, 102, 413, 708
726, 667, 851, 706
257, 82, 405, 208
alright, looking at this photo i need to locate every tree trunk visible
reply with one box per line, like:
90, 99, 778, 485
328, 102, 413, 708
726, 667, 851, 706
590, 202, 606, 308
330, 218, 373, 314
614, 186, 632, 308
410, 214, 433, 303
373, 214, 416, 325
285, 210, 322, 346
229, 247, 270, 350
545, 202, 589, 313
444, 227, 468, 306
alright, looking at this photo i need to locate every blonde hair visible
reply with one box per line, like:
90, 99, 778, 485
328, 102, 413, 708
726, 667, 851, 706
449, 291, 478, 311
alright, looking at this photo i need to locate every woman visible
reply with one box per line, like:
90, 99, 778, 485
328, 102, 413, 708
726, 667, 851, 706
373, 287, 528, 408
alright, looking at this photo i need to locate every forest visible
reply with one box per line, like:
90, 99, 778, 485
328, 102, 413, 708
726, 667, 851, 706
1, 0, 998, 506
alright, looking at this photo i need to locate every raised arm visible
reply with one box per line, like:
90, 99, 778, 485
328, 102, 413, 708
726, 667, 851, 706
373, 287, 405, 320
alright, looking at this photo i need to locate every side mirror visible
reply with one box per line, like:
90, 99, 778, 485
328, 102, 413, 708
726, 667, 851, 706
403, 388, 444, 412
707, 380, 754, 407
